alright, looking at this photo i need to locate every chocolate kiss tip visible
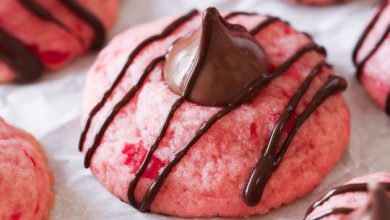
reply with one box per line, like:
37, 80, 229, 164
204, 7, 219, 14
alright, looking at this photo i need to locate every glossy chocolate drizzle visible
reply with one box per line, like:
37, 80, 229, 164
19, 0, 70, 31
60, 0, 106, 50
19, 0, 105, 50
305, 182, 390, 220
80, 8, 347, 212
352, 0, 390, 115
0, 0, 105, 82
0, 28, 43, 82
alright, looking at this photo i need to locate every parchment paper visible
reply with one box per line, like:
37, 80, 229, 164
0, 0, 389, 219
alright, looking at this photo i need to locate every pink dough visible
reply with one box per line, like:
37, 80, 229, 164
81, 11, 350, 217
0, 0, 119, 83
305, 172, 390, 220
356, 1, 390, 112
0, 118, 53, 220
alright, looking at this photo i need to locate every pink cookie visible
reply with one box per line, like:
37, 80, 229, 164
0, 118, 53, 220
80, 8, 350, 217
353, 0, 390, 115
305, 172, 390, 220
0, 0, 119, 83
288, 0, 348, 6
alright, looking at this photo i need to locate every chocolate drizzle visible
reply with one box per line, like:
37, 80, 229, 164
244, 63, 347, 206
352, 0, 390, 115
224, 11, 257, 20
19, 0, 70, 31
305, 182, 390, 220
18, 0, 105, 50
80, 8, 347, 212
0, 0, 106, 82
0, 28, 43, 82
60, 0, 106, 50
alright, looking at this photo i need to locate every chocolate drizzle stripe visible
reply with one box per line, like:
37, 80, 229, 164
0, 28, 44, 82
19, 0, 70, 31
305, 182, 390, 219
18, 0, 85, 46
83, 56, 166, 167
80, 10, 198, 161
127, 96, 185, 208
223, 12, 280, 36
20, 0, 106, 50
127, 43, 332, 211
352, 0, 387, 66
307, 207, 354, 220
243, 61, 332, 206
250, 17, 280, 35
355, 24, 390, 80
224, 11, 257, 20
60, 0, 106, 50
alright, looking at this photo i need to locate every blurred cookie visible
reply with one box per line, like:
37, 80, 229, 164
353, 0, 390, 115
305, 172, 390, 220
0, 118, 53, 220
0, 0, 119, 83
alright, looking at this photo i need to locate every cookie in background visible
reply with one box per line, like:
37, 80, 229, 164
0, 117, 54, 220
353, 0, 390, 115
0, 0, 119, 83
305, 172, 390, 220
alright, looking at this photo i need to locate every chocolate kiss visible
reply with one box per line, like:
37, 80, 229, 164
164, 7, 269, 107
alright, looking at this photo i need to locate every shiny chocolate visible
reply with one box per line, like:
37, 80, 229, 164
164, 7, 269, 106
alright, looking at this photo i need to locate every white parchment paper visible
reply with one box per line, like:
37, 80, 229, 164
1, 0, 389, 219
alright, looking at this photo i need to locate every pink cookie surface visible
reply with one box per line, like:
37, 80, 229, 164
355, 1, 390, 113
0, 118, 53, 220
305, 172, 390, 220
0, 0, 119, 83
81, 12, 350, 217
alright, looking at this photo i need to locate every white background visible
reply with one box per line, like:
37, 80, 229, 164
0, 0, 389, 219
